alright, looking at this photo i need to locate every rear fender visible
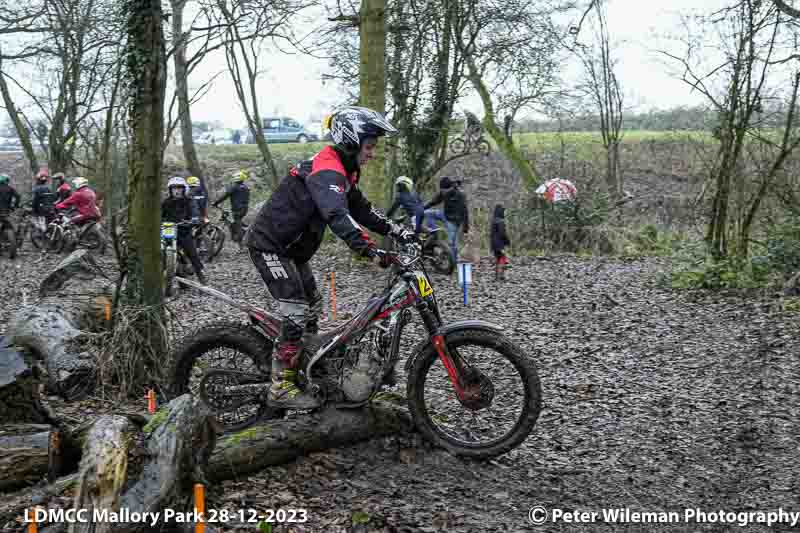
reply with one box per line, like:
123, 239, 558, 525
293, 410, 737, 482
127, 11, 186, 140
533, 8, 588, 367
403, 319, 504, 373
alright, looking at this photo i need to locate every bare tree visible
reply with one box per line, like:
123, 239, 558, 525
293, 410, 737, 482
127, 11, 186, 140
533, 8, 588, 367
203, 0, 311, 187
165, 0, 231, 186
0, 2, 48, 176
449, 0, 565, 186
1, 0, 123, 174
323, 0, 470, 188
573, 0, 624, 203
662, 0, 800, 258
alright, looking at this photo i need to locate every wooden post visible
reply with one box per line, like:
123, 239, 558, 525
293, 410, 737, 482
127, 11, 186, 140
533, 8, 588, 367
194, 483, 205, 533
329, 272, 337, 321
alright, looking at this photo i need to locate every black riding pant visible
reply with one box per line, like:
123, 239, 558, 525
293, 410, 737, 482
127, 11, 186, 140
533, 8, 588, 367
231, 210, 247, 243
177, 230, 204, 275
248, 247, 322, 343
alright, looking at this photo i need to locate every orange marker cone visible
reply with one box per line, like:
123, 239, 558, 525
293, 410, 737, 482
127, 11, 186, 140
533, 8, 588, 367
194, 483, 205, 533
27, 507, 37, 533
146, 390, 156, 414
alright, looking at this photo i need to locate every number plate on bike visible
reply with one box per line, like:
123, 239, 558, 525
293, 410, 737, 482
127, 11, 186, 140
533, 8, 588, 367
161, 225, 176, 239
416, 272, 433, 297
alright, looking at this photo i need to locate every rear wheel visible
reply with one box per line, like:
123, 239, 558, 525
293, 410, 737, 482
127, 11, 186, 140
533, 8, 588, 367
45, 225, 63, 253
407, 329, 541, 459
79, 226, 105, 252
30, 225, 45, 250
171, 323, 282, 432
425, 241, 455, 275
449, 137, 467, 154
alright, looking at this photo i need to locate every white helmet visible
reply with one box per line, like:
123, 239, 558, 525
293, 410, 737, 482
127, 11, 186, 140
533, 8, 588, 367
167, 176, 187, 190
72, 177, 88, 189
395, 175, 414, 191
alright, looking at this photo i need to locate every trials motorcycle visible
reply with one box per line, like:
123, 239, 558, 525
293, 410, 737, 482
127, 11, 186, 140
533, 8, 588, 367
170, 239, 541, 458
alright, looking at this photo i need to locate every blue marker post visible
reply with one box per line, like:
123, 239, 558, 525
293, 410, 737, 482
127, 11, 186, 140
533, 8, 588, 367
457, 262, 473, 306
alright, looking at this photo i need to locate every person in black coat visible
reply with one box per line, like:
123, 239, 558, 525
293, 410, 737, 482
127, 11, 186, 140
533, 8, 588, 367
490, 204, 510, 268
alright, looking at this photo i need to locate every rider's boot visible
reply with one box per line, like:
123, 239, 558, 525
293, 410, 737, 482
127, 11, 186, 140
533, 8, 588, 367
196, 270, 208, 285
267, 341, 320, 410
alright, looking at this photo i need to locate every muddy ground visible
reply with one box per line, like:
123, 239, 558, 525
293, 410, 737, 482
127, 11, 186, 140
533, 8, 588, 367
1, 238, 799, 532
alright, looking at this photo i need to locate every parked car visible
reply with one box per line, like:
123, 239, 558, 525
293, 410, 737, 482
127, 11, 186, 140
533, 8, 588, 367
245, 117, 319, 144
197, 129, 234, 145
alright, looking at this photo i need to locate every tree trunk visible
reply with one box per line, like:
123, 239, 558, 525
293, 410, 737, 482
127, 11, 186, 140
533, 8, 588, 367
464, 57, 538, 187
122, 0, 168, 361
0, 50, 40, 177
605, 139, 621, 203
171, 0, 204, 184
359, 0, 389, 207
207, 403, 413, 481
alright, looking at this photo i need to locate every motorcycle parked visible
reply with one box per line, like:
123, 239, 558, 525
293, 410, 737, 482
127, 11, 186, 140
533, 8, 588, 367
389, 213, 455, 275
194, 212, 225, 262
170, 238, 541, 459
161, 220, 197, 297
43, 209, 107, 254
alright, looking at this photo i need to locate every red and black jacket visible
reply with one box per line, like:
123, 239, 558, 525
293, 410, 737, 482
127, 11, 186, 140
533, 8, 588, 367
245, 146, 391, 263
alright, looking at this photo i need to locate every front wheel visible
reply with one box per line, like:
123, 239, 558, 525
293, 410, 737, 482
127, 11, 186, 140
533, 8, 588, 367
407, 329, 541, 459
2, 228, 17, 259
449, 137, 467, 154
476, 139, 491, 156
171, 322, 282, 432
163, 248, 176, 297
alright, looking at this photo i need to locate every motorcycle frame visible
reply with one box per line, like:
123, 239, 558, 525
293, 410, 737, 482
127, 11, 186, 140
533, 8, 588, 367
177, 248, 471, 399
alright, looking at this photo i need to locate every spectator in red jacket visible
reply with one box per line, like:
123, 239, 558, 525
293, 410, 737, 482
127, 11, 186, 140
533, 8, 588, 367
55, 177, 100, 226
52, 172, 72, 202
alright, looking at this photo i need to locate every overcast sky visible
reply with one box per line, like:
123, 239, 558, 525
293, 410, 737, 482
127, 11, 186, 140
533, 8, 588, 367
180, 0, 727, 128
2, 0, 728, 130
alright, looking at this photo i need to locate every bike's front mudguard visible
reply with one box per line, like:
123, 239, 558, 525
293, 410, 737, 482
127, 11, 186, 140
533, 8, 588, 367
403, 319, 504, 373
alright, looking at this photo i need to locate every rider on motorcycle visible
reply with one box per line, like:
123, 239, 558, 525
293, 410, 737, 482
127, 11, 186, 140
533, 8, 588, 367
213, 170, 250, 245
186, 176, 208, 221
32, 172, 56, 217
52, 172, 71, 202
386, 175, 428, 235
0, 175, 21, 232
161, 176, 207, 285
54, 177, 100, 227
245, 106, 415, 409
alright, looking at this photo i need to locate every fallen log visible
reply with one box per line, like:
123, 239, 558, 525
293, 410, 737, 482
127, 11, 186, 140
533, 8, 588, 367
6, 249, 114, 399
0, 424, 59, 492
207, 402, 414, 481
0, 344, 51, 424
42, 394, 217, 533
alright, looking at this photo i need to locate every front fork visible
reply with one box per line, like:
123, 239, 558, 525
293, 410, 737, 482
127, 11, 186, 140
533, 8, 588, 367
417, 302, 468, 400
